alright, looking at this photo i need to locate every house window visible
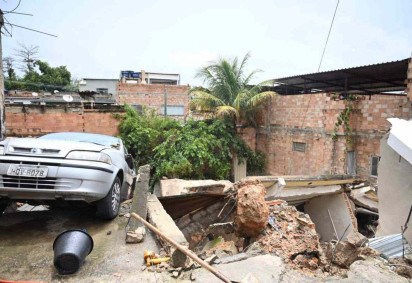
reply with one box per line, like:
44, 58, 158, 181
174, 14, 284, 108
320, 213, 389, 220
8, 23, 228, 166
292, 142, 306, 152
132, 104, 143, 114
370, 156, 380, 177
96, 88, 108, 94
346, 151, 356, 175
160, 105, 185, 116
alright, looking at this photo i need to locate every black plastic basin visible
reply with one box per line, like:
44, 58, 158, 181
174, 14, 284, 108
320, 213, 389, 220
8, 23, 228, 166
53, 229, 94, 275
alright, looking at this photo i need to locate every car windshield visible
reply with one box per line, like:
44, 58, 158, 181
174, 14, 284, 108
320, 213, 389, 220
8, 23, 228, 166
39, 132, 120, 147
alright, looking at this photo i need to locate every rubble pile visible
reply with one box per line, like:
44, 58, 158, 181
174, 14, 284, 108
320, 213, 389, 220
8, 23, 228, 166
251, 199, 324, 270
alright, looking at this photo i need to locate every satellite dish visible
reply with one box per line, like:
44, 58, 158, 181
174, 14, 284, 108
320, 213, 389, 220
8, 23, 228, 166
62, 95, 74, 102
32, 92, 38, 97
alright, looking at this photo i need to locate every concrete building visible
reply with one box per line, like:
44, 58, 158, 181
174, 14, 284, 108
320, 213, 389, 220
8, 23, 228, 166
79, 78, 118, 95
117, 83, 190, 118
377, 118, 412, 243
121, 70, 180, 85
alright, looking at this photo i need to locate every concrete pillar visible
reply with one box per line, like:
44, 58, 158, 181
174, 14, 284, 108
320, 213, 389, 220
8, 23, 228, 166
233, 155, 247, 182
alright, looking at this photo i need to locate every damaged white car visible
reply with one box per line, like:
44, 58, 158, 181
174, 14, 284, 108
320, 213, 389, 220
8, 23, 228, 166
0, 132, 136, 219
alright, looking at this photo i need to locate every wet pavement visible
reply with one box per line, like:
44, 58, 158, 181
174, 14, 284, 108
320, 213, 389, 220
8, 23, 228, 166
0, 206, 180, 282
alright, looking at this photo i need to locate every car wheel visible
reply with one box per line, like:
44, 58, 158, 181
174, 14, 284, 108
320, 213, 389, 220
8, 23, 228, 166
0, 199, 9, 216
96, 177, 121, 220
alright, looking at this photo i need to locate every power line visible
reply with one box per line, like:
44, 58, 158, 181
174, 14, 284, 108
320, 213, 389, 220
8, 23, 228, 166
3, 0, 22, 14
317, 0, 340, 72
4, 11, 33, 16
300, 0, 340, 129
4, 22, 57, 37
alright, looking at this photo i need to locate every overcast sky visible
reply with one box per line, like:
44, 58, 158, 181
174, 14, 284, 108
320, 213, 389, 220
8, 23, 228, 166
1, 0, 411, 86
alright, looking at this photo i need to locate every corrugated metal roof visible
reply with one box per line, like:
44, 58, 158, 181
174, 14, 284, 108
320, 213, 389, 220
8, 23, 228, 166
368, 233, 409, 258
270, 58, 410, 95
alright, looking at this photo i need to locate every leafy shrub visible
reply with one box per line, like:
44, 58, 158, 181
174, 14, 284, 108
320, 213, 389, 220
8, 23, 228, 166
117, 106, 267, 182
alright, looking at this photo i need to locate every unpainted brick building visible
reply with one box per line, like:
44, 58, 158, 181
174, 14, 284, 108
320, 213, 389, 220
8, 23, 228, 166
239, 93, 412, 180
239, 58, 412, 180
117, 83, 190, 119
5, 104, 123, 137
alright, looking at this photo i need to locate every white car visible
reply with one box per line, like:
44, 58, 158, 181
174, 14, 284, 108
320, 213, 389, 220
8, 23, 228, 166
0, 132, 136, 219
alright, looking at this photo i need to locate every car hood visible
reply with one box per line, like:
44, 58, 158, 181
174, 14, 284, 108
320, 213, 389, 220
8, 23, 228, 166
2, 137, 108, 158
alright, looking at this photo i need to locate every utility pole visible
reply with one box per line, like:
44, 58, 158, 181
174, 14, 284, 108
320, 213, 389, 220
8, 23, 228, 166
0, 10, 5, 140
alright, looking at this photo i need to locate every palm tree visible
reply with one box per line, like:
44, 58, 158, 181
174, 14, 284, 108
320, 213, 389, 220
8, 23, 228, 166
190, 53, 277, 127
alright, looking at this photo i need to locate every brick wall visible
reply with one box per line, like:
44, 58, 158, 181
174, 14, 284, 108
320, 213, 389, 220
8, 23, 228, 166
117, 83, 190, 117
6, 105, 123, 137
246, 93, 412, 179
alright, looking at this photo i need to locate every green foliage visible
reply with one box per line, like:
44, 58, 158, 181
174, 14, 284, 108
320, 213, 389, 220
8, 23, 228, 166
117, 106, 267, 183
118, 105, 180, 166
190, 53, 277, 127
5, 60, 74, 92
332, 95, 358, 143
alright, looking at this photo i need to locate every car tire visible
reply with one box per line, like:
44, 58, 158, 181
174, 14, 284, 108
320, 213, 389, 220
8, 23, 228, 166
0, 199, 9, 216
96, 177, 121, 220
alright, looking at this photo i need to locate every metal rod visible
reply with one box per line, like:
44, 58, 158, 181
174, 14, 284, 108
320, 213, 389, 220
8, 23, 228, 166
130, 212, 232, 283
328, 209, 339, 240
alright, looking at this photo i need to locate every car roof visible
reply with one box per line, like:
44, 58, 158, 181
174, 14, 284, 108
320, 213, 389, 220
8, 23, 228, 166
39, 132, 121, 147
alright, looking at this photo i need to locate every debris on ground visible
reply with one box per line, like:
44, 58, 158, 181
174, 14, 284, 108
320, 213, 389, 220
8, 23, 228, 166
249, 199, 323, 270
126, 227, 146, 243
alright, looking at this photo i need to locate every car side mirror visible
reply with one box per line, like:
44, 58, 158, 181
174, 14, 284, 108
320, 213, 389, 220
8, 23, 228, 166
125, 154, 134, 169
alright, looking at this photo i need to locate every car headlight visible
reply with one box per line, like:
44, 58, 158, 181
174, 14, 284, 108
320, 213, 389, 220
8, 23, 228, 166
66, 151, 112, 164
0, 146, 4, 155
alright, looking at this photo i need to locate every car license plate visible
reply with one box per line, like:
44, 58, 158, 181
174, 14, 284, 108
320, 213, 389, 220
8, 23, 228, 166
7, 165, 48, 178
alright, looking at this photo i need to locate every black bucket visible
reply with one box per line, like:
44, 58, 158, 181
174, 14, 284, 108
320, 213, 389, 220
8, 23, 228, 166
53, 229, 94, 275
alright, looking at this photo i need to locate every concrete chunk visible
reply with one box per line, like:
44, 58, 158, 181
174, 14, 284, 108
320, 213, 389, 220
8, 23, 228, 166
147, 194, 189, 267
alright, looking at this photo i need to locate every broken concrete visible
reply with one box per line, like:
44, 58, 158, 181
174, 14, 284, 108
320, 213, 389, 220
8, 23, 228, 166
191, 254, 285, 283
157, 179, 233, 197
337, 258, 410, 282
277, 185, 343, 205
252, 200, 323, 270
126, 165, 149, 234
125, 227, 146, 243
234, 180, 269, 237
304, 193, 357, 242
147, 194, 189, 267
349, 187, 378, 213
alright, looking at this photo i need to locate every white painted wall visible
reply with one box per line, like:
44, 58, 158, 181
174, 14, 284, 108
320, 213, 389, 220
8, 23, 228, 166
304, 193, 356, 241
377, 134, 412, 243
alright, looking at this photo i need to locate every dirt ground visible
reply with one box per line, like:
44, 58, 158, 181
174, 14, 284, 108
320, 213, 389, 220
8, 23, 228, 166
0, 206, 180, 283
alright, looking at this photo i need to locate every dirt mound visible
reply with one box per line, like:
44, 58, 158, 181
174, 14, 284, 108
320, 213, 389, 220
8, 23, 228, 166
234, 180, 269, 237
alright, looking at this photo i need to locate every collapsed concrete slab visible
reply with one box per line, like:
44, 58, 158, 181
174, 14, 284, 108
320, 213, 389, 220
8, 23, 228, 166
246, 176, 353, 205
304, 193, 357, 242
350, 186, 378, 212
156, 179, 233, 197
147, 194, 189, 267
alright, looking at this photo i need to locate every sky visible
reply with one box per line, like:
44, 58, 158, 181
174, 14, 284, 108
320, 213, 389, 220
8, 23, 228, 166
1, 0, 411, 86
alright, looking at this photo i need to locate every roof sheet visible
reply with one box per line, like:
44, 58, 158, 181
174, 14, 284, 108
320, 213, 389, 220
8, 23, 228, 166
368, 233, 409, 258
271, 58, 409, 95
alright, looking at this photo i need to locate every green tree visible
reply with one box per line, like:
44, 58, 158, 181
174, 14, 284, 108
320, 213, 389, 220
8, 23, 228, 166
190, 53, 277, 127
